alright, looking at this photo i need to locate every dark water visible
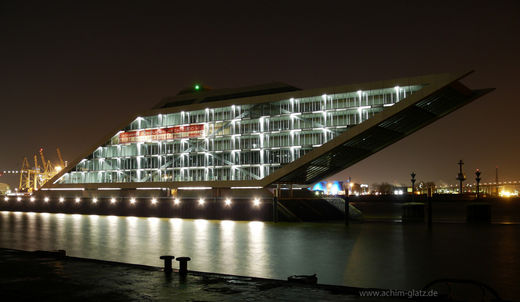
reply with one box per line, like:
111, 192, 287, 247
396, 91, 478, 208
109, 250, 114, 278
0, 211, 518, 300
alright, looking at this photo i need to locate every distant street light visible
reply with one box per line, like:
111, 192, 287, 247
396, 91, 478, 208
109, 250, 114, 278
475, 169, 481, 199
456, 160, 466, 194
410, 172, 416, 194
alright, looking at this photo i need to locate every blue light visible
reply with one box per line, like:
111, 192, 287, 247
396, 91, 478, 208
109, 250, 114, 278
330, 181, 342, 195
312, 181, 326, 192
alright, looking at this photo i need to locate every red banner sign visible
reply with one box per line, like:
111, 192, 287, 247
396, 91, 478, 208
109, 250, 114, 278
119, 124, 205, 144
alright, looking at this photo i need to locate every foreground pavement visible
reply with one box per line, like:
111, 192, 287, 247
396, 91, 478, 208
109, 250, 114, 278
0, 248, 416, 301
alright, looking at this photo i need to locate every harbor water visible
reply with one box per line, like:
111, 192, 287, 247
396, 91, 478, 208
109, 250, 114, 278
0, 211, 518, 300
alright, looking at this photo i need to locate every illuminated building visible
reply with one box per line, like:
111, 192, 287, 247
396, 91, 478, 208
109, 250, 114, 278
312, 181, 344, 195
42, 71, 492, 199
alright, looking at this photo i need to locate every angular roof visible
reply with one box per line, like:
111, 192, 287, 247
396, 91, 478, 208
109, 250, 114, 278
153, 82, 300, 109
44, 71, 493, 189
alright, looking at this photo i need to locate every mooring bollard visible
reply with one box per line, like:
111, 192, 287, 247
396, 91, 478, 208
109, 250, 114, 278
160, 255, 175, 273
176, 257, 191, 275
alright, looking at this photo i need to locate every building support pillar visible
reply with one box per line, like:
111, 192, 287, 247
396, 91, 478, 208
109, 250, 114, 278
273, 183, 280, 223
344, 190, 349, 226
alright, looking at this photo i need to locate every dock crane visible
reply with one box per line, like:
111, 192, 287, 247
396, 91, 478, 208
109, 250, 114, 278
38, 148, 54, 184
18, 155, 42, 193
56, 148, 66, 171
18, 148, 66, 193
19, 157, 35, 192
33, 155, 40, 190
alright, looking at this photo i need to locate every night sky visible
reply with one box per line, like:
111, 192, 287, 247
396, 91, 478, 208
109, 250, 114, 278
1, 1, 518, 188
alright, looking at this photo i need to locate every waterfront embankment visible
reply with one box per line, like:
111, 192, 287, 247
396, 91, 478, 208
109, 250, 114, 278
0, 248, 405, 301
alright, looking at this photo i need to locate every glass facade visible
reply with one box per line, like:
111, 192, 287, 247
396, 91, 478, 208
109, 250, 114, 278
57, 85, 423, 184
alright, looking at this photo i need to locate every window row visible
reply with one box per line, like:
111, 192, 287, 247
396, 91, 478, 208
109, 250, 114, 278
118, 109, 381, 147
76, 147, 315, 172
123, 86, 420, 131
92, 132, 333, 160
62, 164, 281, 183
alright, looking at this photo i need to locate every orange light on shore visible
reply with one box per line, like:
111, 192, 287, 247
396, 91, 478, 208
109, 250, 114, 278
500, 190, 518, 198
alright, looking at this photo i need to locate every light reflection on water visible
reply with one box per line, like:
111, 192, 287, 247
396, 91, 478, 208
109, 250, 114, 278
0, 212, 519, 300
219, 220, 236, 273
